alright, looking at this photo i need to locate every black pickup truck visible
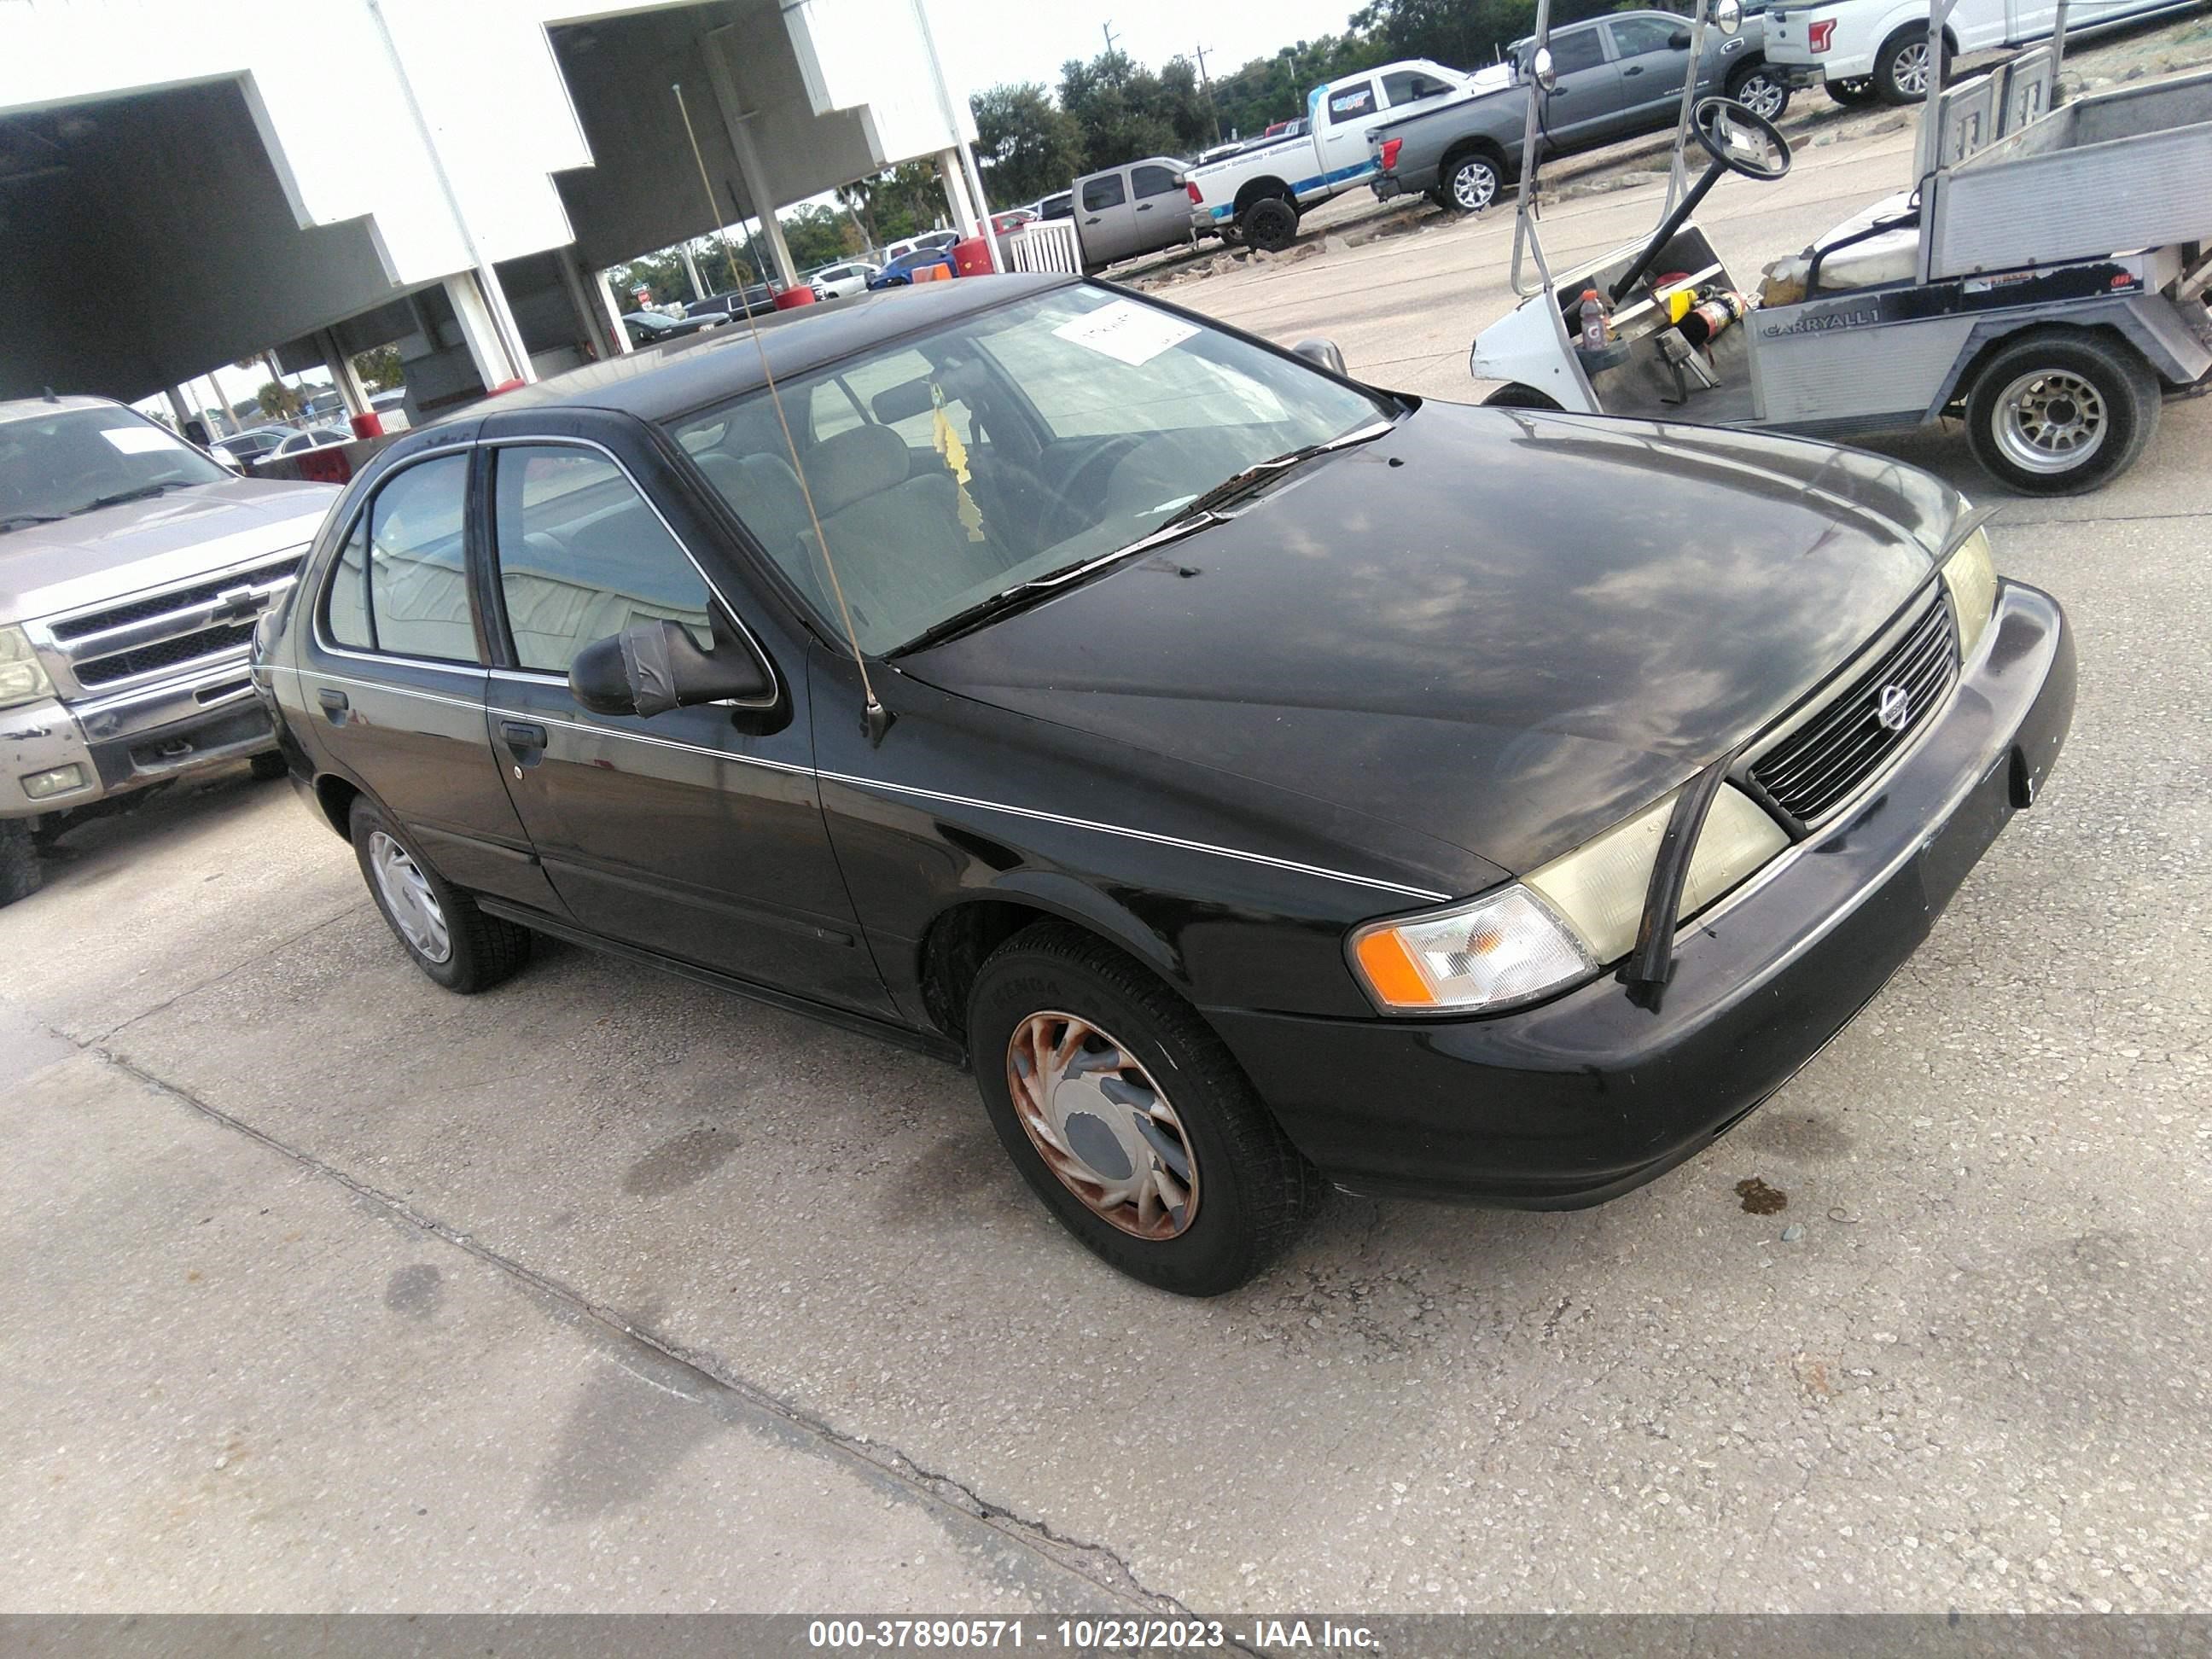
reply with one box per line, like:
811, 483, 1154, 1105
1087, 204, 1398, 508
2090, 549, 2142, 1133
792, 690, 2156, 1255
1371, 10, 1789, 212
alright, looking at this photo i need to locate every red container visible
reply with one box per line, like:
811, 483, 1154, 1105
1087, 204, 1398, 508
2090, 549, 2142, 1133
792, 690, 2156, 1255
350, 410, 385, 440
953, 235, 995, 276
771, 286, 817, 311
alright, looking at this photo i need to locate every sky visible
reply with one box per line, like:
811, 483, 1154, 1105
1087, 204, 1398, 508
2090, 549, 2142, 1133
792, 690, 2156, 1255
929, 0, 1370, 96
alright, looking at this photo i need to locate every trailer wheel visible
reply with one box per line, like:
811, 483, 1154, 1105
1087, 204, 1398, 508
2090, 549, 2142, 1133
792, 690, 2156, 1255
1240, 197, 1300, 253
1965, 331, 2162, 495
1483, 382, 1563, 410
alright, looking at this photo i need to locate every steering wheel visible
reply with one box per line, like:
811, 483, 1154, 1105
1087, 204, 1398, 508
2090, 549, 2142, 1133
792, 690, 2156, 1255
1691, 96, 1792, 182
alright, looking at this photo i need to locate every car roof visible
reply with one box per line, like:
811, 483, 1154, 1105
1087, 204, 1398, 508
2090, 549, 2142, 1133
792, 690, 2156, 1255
478, 273, 1079, 427
0, 393, 127, 427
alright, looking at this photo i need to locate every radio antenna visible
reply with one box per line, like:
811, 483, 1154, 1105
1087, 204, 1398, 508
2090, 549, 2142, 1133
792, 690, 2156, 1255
672, 81, 892, 742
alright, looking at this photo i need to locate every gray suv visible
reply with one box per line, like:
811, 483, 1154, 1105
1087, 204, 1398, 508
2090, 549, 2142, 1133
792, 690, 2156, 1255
0, 396, 336, 905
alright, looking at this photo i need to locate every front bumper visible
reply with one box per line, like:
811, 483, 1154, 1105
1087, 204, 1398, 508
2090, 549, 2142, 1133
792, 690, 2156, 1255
0, 661, 275, 819
1208, 579, 2075, 1206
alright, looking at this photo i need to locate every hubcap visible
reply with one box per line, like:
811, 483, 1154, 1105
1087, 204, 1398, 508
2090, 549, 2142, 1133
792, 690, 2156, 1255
1994, 367, 2108, 474
368, 830, 451, 963
1452, 161, 1498, 212
1737, 73, 1784, 118
1006, 1011, 1197, 1240
1895, 40, 1931, 96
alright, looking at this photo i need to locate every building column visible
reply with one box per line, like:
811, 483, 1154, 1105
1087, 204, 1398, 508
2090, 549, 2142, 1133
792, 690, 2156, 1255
164, 387, 195, 431
937, 148, 979, 236
704, 26, 799, 289
317, 329, 373, 422
556, 244, 630, 358
679, 244, 707, 301
443, 271, 521, 392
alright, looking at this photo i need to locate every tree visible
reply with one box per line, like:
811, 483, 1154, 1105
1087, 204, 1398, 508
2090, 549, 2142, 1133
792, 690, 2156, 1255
971, 82, 1083, 205
256, 381, 304, 420
780, 203, 861, 272
835, 159, 947, 254
352, 346, 403, 392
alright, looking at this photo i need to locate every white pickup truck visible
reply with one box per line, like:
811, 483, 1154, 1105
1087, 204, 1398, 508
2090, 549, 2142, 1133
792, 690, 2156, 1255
1184, 58, 1511, 250
1765, 0, 2202, 104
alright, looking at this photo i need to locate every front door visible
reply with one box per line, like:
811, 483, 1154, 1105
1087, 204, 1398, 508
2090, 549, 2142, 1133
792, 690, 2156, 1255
477, 439, 890, 1016
1078, 170, 1137, 267
1128, 162, 1189, 257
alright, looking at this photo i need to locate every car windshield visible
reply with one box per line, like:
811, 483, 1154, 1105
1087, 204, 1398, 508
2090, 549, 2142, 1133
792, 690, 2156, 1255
670, 285, 1393, 655
0, 407, 230, 530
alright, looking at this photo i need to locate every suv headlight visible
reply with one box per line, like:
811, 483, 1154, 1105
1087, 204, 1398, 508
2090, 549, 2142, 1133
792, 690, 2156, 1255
1350, 783, 1788, 1014
1939, 526, 1998, 661
0, 626, 56, 713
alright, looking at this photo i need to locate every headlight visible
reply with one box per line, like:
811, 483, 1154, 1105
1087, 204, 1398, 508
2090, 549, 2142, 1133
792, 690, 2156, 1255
1350, 783, 1788, 1014
0, 626, 56, 713
1940, 526, 1998, 661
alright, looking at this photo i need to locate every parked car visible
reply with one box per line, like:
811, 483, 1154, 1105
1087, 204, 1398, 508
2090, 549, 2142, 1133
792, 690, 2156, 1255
623, 310, 721, 346
866, 244, 958, 287
1034, 191, 1074, 221
809, 261, 882, 301
687, 284, 777, 321
210, 426, 292, 465
1185, 58, 1482, 249
1371, 13, 1789, 214
259, 274, 2072, 1295
988, 208, 1038, 236
271, 425, 352, 457
0, 396, 337, 905
1766, 0, 2202, 102
1065, 155, 1203, 270
880, 230, 960, 265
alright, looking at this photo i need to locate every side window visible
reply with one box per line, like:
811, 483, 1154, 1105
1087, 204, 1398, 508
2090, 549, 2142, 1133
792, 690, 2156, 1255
353, 455, 478, 662
323, 515, 373, 649
1551, 27, 1608, 74
1326, 80, 1377, 121
1081, 173, 1126, 212
1608, 16, 1681, 58
1381, 70, 1451, 107
491, 446, 714, 675
1132, 164, 1181, 199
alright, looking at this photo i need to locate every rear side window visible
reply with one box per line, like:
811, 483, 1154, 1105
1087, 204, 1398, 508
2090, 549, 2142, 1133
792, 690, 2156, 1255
491, 446, 714, 675
1132, 164, 1181, 199
1381, 70, 1451, 106
1327, 80, 1377, 120
1551, 27, 1607, 73
1081, 174, 1126, 211
1608, 16, 1681, 57
323, 454, 478, 661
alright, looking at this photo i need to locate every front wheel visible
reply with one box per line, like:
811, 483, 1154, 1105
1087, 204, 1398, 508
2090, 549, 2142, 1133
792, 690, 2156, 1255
1964, 330, 2162, 495
349, 796, 531, 992
966, 923, 1320, 1295
0, 818, 43, 909
1726, 63, 1791, 121
1482, 381, 1563, 410
1443, 152, 1503, 213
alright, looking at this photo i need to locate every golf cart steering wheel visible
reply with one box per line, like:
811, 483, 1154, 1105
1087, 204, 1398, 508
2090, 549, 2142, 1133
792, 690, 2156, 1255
1691, 96, 1792, 182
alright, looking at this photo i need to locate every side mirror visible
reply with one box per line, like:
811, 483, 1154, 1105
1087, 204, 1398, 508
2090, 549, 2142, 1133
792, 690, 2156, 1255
1712, 0, 1743, 36
1669, 28, 1693, 49
1531, 47, 1559, 92
568, 618, 772, 717
1291, 337, 1349, 375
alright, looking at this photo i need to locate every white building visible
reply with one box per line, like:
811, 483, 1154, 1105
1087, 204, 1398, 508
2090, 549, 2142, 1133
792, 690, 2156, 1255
0, 0, 989, 419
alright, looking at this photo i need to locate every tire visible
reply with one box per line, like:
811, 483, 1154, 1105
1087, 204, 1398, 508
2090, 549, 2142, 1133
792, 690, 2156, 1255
966, 923, 1321, 1296
1963, 329, 2162, 496
1441, 149, 1504, 214
1726, 62, 1791, 121
0, 818, 43, 909
1239, 196, 1300, 253
1874, 26, 1945, 104
1826, 76, 1879, 108
1483, 381, 1563, 410
248, 749, 290, 782
348, 796, 530, 992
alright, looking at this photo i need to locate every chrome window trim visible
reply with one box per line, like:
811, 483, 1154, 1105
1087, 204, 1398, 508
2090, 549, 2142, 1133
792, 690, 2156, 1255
273, 663, 487, 716
308, 444, 483, 670
479, 434, 781, 711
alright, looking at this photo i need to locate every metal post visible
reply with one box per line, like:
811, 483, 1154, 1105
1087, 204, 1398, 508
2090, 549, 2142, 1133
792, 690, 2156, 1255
1666, 5, 1717, 212
1509, 0, 1557, 298
2050, 0, 2073, 101
317, 329, 372, 422
699, 37, 801, 289
679, 243, 707, 302
912, 0, 1004, 271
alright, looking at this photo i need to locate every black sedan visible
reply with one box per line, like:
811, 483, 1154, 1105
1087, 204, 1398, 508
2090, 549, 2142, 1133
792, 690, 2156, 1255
621, 309, 720, 346
255, 274, 2073, 1295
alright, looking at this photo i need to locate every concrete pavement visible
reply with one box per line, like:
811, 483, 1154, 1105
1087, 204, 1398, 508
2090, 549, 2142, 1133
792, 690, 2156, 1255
3, 112, 2209, 1615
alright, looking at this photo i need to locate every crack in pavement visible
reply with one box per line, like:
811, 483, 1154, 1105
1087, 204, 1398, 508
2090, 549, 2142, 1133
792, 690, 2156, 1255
79, 903, 368, 1047
73, 1034, 1227, 1628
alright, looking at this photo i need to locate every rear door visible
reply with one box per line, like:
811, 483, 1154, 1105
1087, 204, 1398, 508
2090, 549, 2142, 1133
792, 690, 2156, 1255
1316, 77, 1381, 176
1540, 24, 1627, 148
1076, 170, 1137, 266
477, 434, 890, 1016
1604, 15, 1694, 134
296, 442, 561, 910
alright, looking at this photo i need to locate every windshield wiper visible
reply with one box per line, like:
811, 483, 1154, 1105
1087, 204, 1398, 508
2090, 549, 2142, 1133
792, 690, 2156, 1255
0, 512, 65, 533
76, 480, 189, 514
1177, 418, 1394, 519
891, 420, 1395, 656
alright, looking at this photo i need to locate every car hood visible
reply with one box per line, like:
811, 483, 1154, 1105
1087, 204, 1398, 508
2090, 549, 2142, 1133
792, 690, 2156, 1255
898, 401, 1962, 876
0, 477, 337, 626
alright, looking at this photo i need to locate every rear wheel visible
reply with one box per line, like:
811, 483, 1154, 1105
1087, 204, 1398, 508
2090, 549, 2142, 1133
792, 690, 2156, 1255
1726, 62, 1791, 121
966, 923, 1320, 1295
1443, 150, 1504, 213
1483, 381, 1563, 410
0, 818, 42, 909
1826, 76, 1879, 107
349, 796, 530, 992
1964, 330, 2161, 495
1874, 26, 1944, 104
1239, 196, 1300, 253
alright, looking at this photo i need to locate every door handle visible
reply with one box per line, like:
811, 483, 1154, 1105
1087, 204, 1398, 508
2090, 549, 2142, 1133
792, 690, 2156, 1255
1137, 202, 1153, 211
1086, 216, 1102, 224
500, 719, 548, 749
317, 686, 348, 724
1623, 64, 1644, 75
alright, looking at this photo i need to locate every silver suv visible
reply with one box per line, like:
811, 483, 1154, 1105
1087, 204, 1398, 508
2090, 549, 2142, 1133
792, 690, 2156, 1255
1, 396, 336, 905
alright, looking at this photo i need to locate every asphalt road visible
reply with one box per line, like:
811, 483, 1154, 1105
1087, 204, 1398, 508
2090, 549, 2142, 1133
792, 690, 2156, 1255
3, 114, 2209, 1615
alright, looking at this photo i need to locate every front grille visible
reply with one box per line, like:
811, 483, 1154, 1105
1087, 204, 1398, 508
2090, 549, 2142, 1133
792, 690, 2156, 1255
1749, 594, 1958, 825
49, 556, 300, 642
73, 623, 259, 688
